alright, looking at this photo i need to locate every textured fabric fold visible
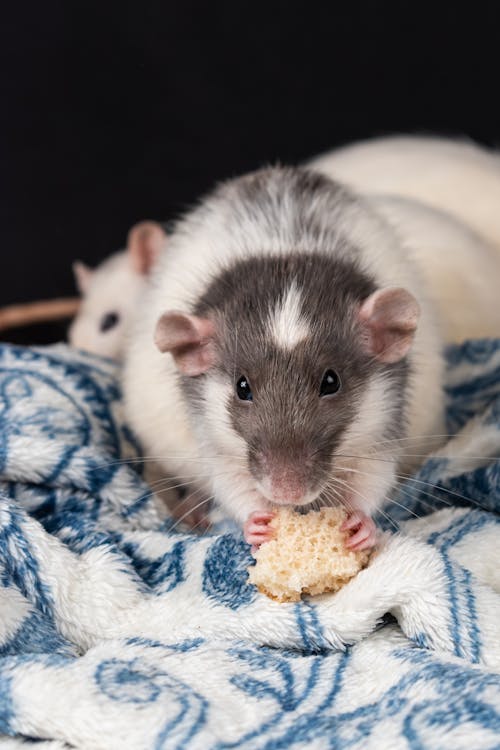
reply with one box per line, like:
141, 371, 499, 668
0, 342, 498, 749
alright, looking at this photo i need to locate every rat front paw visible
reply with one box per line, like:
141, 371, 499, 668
341, 511, 378, 551
244, 511, 276, 553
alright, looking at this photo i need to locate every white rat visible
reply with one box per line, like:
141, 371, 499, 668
122, 166, 500, 550
69, 221, 167, 359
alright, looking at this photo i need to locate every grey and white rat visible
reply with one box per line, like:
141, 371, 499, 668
123, 165, 500, 549
69, 221, 167, 359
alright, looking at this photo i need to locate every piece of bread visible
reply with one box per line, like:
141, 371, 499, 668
248, 507, 370, 602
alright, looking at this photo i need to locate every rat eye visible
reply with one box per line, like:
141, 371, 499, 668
320, 369, 341, 397
100, 311, 120, 333
236, 375, 253, 401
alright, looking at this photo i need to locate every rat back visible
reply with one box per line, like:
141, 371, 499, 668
370, 196, 500, 341
310, 137, 500, 342
310, 135, 500, 251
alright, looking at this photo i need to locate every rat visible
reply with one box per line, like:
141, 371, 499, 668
69, 221, 167, 359
122, 164, 500, 551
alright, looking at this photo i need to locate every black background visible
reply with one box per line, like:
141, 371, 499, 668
2, 1, 500, 343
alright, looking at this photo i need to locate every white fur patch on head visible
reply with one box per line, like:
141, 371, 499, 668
268, 282, 309, 350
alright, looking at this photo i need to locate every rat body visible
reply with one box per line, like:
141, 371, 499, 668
310, 135, 500, 250
124, 166, 493, 548
356, 195, 500, 342
69, 221, 167, 359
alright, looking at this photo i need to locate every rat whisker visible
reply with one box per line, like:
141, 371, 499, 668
392, 472, 493, 512
374, 506, 400, 532
131, 468, 236, 516
332, 466, 451, 507
333, 461, 491, 516
389, 469, 489, 512
324, 474, 379, 519
366, 434, 459, 449
385, 497, 426, 519
320, 484, 343, 510
334, 451, 497, 465
190, 513, 215, 537
331, 466, 427, 521
93, 454, 247, 471
334, 462, 452, 513
390, 453, 495, 462
169, 496, 215, 533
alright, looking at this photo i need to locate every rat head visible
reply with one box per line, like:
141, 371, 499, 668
154, 251, 419, 512
69, 221, 166, 359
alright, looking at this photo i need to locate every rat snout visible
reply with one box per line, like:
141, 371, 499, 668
270, 464, 306, 505
252, 451, 317, 506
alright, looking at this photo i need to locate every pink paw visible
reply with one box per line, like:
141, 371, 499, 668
244, 511, 276, 553
341, 511, 378, 551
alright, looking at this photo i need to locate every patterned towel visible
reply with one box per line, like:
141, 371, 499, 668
0, 342, 498, 749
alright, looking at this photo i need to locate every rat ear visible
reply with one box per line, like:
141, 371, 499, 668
73, 261, 94, 295
127, 221, 167, 276
154, 311, 216, 376
358, 287, 420, 363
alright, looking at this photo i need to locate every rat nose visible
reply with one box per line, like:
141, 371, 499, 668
270, 465, 306, 505
251, 444, 320, 506
254, 452, 309, 505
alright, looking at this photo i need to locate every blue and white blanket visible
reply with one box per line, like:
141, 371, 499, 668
0, 341, 498, 749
